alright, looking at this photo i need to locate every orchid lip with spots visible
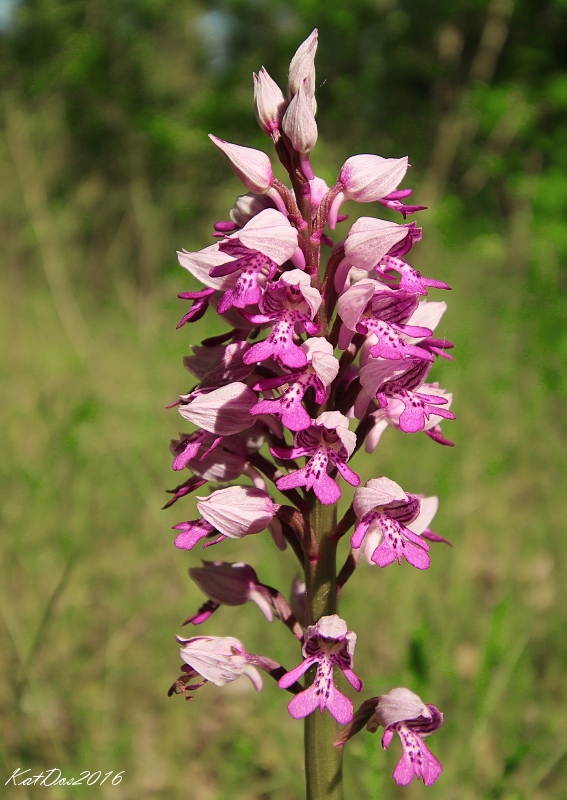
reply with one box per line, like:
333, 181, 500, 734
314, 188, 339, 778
336, 688, 443, 786
278, 615, 362, 724
165, 28, 452, 798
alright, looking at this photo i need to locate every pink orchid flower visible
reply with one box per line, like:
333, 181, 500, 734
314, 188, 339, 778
278, 615, 362, 724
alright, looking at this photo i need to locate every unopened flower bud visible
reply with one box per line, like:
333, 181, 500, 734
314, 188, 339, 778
282, 79, 318, 155
209, 135, 275, 193
308, 176, 330, 211
288, 29, 318, 111
229, 192, 275, 228
254, 67, 287, 135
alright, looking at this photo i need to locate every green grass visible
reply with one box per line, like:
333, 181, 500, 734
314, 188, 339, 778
1, 221, 567, 799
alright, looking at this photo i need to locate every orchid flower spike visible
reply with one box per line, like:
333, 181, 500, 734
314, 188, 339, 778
167, 30, 453, 795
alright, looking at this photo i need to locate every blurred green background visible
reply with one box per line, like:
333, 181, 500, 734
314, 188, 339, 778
1, 0, 567, 797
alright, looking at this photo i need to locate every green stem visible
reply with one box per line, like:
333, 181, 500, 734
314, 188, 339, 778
304, 500, 343, 800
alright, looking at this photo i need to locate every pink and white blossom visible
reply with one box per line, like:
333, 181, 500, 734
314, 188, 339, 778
183, 340, 255, 390
209, 209, 299, 314
345, 218, 414, 272
177, 635, 263, 691
250, 338, 339, 431
327, 155, 409, 229
197, 485, 279, 540
364, 384, 454, 451
234, 208, 298, 264
334, 219, 421, 292
170, 431, 250, 482
375, 249, 450, 296
178, 382, 257, 436
337, 688, 443, 786
243, 270, 322, 369
369, 688, 443, 786
352, 477, 432, 569
337, 281, 433, 361
273, 411, 360, 504
173, 485, 280, 552
278, 615, 361, 723
358, 357, 455, 433
339, 155, 409, 203
177, 243, 237, 291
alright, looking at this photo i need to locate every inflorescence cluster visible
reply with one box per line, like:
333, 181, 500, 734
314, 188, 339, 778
166, 30, 450, 787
